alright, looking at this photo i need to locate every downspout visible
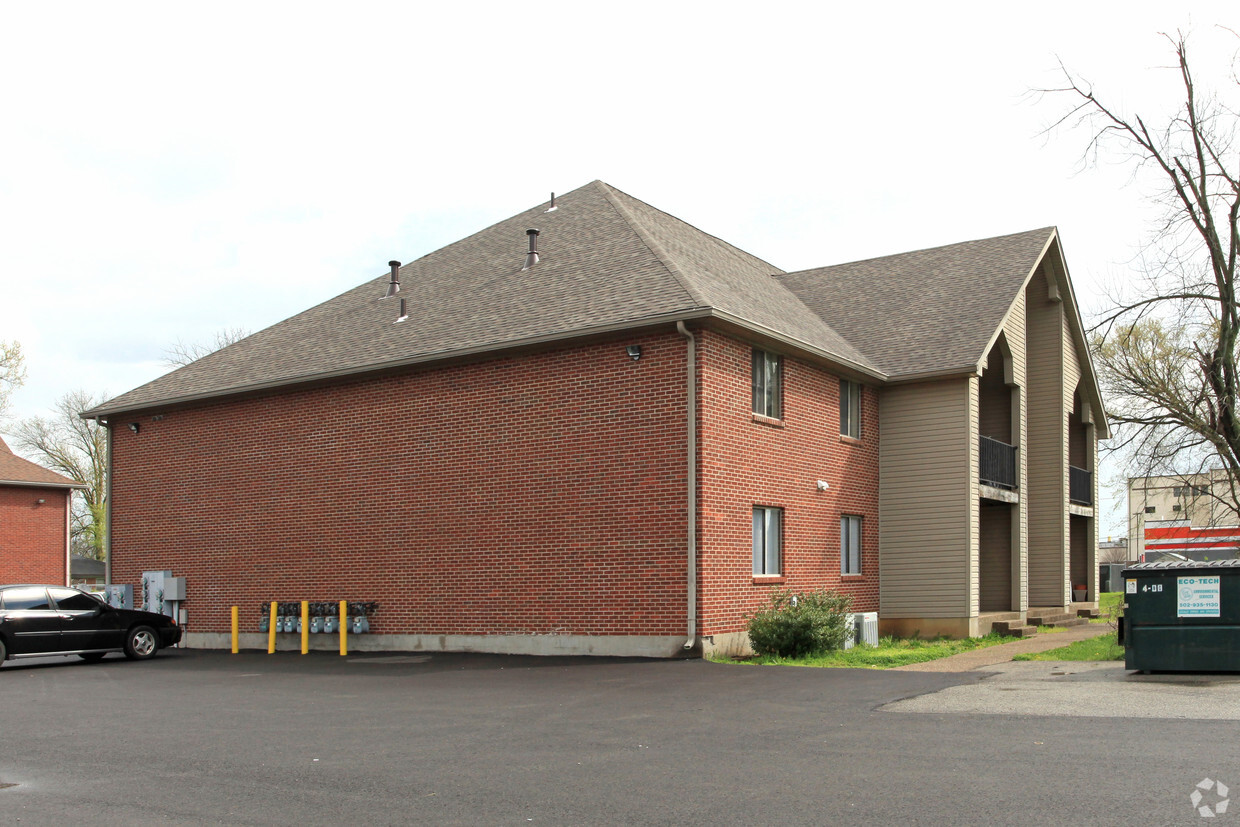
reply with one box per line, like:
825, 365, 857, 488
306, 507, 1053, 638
100, 417, 112, 588
65, 488, 71, 586
676, 322, 697, 651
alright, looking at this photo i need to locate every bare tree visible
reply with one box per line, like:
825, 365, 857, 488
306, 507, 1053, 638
1045, 29, 1240, 519
163, 326, 250, 368
0, 339, 25, 423
14, 390, 108, 560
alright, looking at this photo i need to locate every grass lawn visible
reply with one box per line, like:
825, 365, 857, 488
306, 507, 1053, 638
711, 632, 1018, 669
1012, 631, 1124, 661
1093, 591, 1123, 623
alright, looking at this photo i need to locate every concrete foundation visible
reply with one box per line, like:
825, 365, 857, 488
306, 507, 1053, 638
184, 632, 692, 658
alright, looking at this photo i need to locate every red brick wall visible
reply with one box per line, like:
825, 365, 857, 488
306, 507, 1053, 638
697, 330, 880, 638
0, 486, 68, 584
110, 333, 691, 637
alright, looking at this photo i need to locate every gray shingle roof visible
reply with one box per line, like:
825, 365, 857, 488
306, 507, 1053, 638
87, 181, 879, 416
775, 228, 1055, 378
85, 183, 1069, 418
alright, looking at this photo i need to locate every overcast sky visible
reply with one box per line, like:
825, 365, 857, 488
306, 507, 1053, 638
2, 2, 1237, 537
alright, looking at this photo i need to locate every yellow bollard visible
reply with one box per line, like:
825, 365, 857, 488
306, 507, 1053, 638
301, 600, 309, 655
339, 599, 348, 656
231, 606, 239, 654
267, 602, 277, 654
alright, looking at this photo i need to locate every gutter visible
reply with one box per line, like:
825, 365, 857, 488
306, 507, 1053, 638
0, 479, 88, 490
83, 308, 889, 421
676, 321, 697, 651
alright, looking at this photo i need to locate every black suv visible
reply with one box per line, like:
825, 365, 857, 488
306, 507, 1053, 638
0, 585, 181, 664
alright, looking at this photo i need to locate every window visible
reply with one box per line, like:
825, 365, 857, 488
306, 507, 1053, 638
1144, 506, 1155, 514
1173, 486, 1183, 497
841, 515, 862, 575
1173, 504, 1182, 512
49, 588, 103, 612
840, 379, 861, 438
0, 587, 52, 611
1195, 485, 1210, 496
752, 507, 782, 575
752, 350, 782, 419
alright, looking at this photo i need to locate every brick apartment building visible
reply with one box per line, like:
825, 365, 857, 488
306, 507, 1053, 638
0, 436, 84, 585
85, 181, 1107, 655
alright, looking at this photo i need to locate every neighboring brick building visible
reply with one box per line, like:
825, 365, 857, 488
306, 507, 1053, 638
0, 436, 84, 585
85, 181, 1106, 655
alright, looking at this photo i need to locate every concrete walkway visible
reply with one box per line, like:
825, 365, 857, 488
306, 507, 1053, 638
892, 621, 1114, 672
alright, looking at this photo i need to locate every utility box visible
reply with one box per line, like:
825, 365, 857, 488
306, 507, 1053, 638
1099, 563, 1128, 593
843, 612, 879, 649
1123, 560, 1240, 672
164, 577, 187, 601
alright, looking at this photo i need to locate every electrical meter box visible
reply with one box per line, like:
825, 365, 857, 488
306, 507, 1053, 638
1122, 559, 1240, 672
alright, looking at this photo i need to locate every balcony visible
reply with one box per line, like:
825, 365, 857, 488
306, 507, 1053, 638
979, 436, 1018, 490
1070, 465, 1093, 505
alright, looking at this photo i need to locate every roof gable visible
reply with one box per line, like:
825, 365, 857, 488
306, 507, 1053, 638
775, 228, 1056, 379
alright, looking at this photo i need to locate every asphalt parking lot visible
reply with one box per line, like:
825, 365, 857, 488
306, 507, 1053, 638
2, 649, 1238, 825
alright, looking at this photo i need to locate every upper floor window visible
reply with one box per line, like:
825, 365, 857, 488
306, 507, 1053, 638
1144, 506, 1155, 514
752, 350, 782, 419
840, 379, 861, 438
752, 506, 782, 576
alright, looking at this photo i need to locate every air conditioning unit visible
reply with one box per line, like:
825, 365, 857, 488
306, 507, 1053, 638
843, 612, 880, 649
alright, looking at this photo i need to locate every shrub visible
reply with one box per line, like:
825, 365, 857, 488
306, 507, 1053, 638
746, 588, 853, 658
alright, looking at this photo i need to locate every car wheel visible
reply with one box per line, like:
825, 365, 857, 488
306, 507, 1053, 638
124, 626, 159, 660
78, 652, 107, 662
0, 636, 7, 663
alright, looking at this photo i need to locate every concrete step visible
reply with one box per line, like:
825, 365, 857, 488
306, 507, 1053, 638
1077, 608, 1101, 619
991, 619, 1038, 637
1025, 608, 1086, 627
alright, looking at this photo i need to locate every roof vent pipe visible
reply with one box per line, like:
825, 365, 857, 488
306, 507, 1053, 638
384, 260, 401, 298
522, 229, 540, 270
546, 192, 557, 213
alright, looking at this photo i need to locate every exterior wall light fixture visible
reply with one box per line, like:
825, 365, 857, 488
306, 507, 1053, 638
128, 422, 140, 434
816, 480, 830, 491
626, 345, 642, 360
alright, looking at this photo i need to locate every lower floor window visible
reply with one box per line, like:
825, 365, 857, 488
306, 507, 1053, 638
841, 515, 862, 575
753, 506, 782, 575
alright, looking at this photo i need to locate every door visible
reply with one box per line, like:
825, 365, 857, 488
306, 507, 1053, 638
0, 587, 63, 655
49, 588, 113, 652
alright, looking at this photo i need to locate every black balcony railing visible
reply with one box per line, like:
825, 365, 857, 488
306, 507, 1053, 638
1070, 465, 1093, 505
979, 436, 1018, 490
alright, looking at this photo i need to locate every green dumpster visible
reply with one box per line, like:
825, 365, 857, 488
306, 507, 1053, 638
1123, 559, 1240, 672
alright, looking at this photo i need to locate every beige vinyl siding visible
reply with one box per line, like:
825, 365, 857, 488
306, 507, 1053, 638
1026, 265, 1068, 606
967, 376, 979, 612
1002, 289, 1029, 610
880, 378, 975, 617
